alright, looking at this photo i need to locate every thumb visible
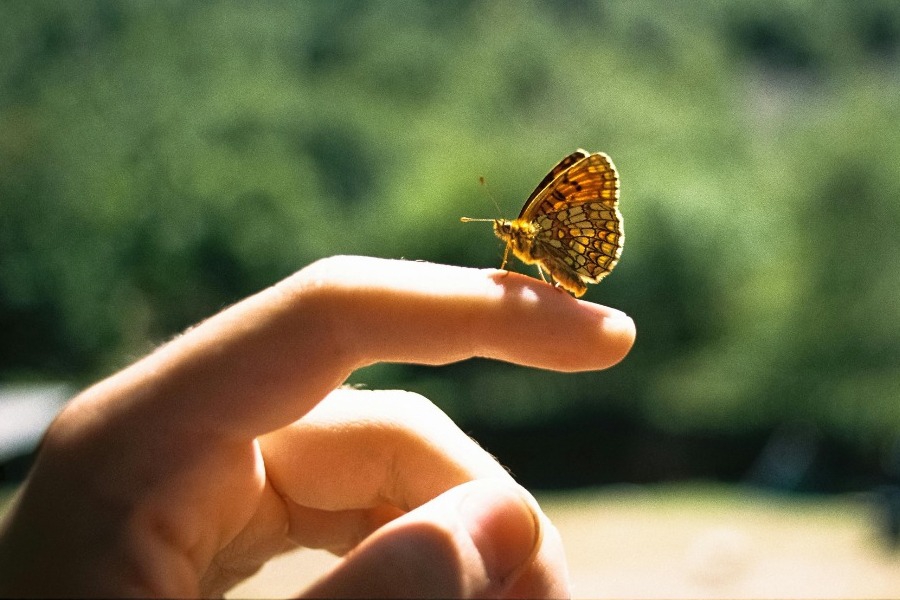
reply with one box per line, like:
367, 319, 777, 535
299, 480, 543, 599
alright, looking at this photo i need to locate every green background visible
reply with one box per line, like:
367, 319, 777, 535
2, 1, 898, 489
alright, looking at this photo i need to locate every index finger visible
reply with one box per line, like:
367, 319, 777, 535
90, 256, 635, 437
300, 256, 635, 370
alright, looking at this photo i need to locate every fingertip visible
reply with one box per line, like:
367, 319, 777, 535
537, 300, 636, 372
458, 481, 542, 588
597, 309, 636, 369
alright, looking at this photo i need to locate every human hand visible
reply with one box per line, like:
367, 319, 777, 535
0, 256, 635, 597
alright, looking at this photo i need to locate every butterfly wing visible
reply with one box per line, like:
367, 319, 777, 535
523, 152, 624, 284
519, 149, 590, 217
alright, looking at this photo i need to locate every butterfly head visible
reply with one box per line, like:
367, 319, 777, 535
492, 219, 513, 240
461, 216, 535, 262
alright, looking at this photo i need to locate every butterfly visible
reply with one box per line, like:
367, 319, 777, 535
462, 149, 623, 297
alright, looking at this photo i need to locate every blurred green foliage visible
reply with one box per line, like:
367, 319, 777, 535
1, 1, 898, 452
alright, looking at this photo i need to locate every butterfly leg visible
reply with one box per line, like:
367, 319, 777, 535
499, 243, 511, 271
537, 265, 569, 295
548, 276, 567, 293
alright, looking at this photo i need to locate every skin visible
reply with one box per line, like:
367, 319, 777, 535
0, 256, 636, 598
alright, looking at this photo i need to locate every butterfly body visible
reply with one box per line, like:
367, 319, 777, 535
493, 217, 589, 296
465, 149, 624, 298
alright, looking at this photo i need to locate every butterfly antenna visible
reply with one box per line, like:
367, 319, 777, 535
479, 175, 504, 215
459, 176, 503, 223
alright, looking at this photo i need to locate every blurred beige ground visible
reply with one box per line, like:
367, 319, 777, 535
3, 483, 898, 598
226, 484, 900, 599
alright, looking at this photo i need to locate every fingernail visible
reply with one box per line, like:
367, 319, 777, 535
601, 308, 636, 358
605, 310, 635, 337
458, 482, 542, 586
584, 303, 635, 338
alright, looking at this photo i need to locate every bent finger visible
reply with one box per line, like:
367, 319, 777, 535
260, 388, 510, 552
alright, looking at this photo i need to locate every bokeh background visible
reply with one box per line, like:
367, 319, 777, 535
2, 1, 899, 597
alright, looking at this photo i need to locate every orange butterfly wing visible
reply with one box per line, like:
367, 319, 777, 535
520, 149, 590, 215
519, 151, 623, 286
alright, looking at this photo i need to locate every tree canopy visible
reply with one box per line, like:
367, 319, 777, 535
1, 1, 898, 463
